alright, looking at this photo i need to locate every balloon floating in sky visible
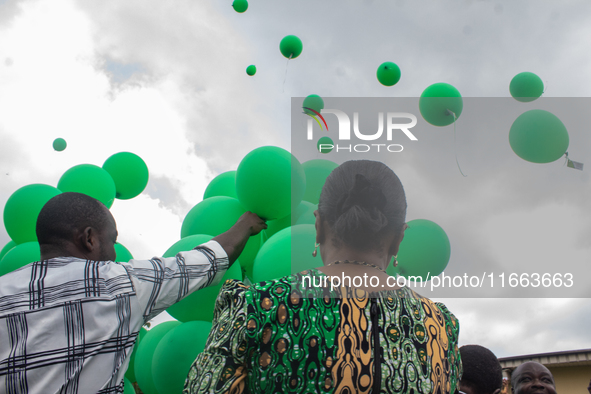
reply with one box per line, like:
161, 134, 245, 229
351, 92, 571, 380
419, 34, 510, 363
232, 0, 248, 13
376, 62, 401, 86
279, 35, 303, 59
317, 136, 333, 154
419, 83, 463, 126
53, 138, 67, 152
392, 219, 450, 281
3, 184, 61, 244
246, 65, 256, 76
509, 109, 569, 163
303, 94, 324, 116
510, 72, 544, 102
58, 164, 116, 208
103, 152, 149, 200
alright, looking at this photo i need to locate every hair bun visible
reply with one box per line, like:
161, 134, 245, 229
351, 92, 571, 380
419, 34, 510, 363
337, 173, 387, 215
333, 173, 389, 239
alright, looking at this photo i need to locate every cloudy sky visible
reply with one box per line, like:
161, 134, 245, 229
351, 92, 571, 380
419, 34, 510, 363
1, 0, 590, 359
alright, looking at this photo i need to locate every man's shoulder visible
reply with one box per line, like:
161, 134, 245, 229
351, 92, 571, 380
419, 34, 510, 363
0, 258, 135, 315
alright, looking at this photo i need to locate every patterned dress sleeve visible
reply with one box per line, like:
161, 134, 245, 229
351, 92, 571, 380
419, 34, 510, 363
435, 301, 462, 392
121, 240, 229, 322
184, 279, 250, 394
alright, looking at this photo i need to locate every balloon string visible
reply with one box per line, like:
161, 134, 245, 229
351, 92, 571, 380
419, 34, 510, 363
449, 110, 467, 177
282, 54, 292, 93
261, 229, 269, 243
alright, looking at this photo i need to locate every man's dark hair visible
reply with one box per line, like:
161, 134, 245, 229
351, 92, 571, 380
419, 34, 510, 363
318, 160, 407, 251
36, 192, 109, 247
460, 344, 503, 394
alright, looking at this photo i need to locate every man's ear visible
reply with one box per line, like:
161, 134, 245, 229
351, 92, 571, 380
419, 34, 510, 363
78, 226, 98, 253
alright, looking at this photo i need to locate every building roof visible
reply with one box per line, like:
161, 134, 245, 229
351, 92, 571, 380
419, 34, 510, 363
499, 348, 591, 368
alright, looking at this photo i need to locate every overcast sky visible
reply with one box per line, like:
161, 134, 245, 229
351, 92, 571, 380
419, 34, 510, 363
1, 0, 590, 359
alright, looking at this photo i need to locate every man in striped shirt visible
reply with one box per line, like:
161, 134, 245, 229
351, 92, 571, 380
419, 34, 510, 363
0, 192, 266, 394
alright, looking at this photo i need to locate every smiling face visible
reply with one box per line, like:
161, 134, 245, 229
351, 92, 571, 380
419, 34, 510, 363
511, 362, 556, 394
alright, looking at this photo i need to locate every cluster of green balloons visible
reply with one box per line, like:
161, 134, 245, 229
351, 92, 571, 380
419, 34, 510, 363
129, 320, 212, 394
0, 151, 148, 276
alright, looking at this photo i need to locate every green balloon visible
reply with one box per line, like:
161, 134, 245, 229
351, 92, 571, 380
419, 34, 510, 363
203, 171, 237, 199
3, 184, 61, 244
0, 240, 16, 261
58, 164, 116, 208
167, 261, 242, 322
237, 232, 261, 272
301, 159, 338, 204
252, 224, 320, 283
235, 146, 306, 220
264, 215, 292, 240
419, 83, 463, 126
376, 62, 401, 86
103, 152, 149, 200
163, 234, 214, 258
123, 378, 135, 394
152, 321, 212, 394
280, 35, 303, 59
134, 321, 181, 394
164, 234, 243, 322
246, 65, 256, 76
125, 327, 148, 383
303, 94, 324, 116
510, 72, 544, 102
396, 219, 450, 281
317, 137, 333, 154
293, 201, 317, 225
53, 138, 67, 152
509, 109, 569, 163
232, 0, 248, 13
263, 201, 317, 240
0, 241, 40, 276
114, 243, 134, 262
181, 196, 246, 238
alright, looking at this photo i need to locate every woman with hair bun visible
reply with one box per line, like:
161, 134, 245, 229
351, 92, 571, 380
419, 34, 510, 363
184, 160, 462, 394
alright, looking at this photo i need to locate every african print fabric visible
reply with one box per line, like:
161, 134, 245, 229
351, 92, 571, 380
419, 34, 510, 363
184, 268, 462, 394
0, 241, 228, 394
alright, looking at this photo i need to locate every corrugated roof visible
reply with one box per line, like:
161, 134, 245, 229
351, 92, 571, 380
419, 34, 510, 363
499, 348, 591, 368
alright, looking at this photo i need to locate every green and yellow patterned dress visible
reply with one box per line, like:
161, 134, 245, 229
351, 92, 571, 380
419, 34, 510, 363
184, 268, 462, 394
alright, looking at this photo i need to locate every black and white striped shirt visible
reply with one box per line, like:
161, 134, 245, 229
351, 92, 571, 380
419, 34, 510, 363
0, 241, 228, 394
